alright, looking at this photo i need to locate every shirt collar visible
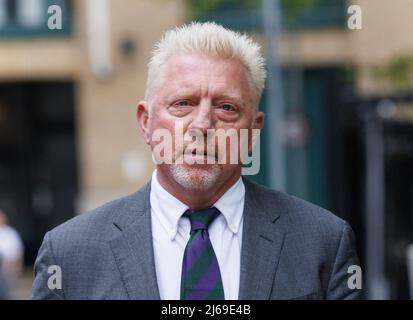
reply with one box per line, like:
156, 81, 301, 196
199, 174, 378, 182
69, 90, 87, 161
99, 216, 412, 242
150, 170, 245, 240
151, 170, 189, 240
213, 177, 244, 234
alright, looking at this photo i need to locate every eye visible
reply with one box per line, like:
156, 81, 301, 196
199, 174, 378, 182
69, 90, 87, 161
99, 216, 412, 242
174, 100, 191, 107
220, 103, 236, 112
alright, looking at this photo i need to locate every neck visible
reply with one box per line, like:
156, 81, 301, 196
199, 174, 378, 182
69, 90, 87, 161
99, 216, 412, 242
156, 167, 241, 211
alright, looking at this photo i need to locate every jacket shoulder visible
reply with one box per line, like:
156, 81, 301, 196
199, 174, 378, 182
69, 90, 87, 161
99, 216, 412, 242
243, 177, 348, 236
47, 182, 150, 247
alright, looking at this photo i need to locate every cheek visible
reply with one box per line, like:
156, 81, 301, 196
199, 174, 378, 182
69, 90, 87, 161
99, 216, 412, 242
150, 107, 174, 129
148, 118, 183, 153
216, 116, 253, 131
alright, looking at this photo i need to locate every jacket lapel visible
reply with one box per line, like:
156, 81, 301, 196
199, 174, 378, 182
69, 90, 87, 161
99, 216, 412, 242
109, 182, 160, 300
238, 178, 285, 299
108, 177, 285, 300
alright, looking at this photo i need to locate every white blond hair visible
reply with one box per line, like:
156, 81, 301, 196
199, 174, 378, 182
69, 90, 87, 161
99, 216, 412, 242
145, 21, 266, 111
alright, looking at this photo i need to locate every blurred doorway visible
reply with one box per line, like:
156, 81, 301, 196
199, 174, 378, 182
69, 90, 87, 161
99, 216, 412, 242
340, 94, 413, 299
0, 81, 78, 265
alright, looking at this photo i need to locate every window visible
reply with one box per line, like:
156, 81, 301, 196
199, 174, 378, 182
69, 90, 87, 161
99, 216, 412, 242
0, 0, 72, 38
17, 0, 45, 29
0, 0, 9, 27
187, 0, 346, 31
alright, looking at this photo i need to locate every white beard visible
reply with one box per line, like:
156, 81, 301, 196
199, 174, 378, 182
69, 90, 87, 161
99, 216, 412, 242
169, 164, 222, 191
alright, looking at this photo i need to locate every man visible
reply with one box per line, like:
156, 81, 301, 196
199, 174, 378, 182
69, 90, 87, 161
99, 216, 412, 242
0, 255, 10, 300
32, 22, 361, 300
0, 210, 24, 299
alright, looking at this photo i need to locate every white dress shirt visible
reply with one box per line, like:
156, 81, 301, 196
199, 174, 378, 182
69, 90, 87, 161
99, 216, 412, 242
150, 170, 245, 300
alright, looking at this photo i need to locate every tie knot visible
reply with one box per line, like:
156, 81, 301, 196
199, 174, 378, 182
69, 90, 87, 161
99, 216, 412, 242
184, 207, 220, 232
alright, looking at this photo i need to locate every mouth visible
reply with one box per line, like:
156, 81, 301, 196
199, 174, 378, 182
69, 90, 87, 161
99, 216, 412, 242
181, 148, 218, 161
192, 149, 219, 158
191, 150, 208, 156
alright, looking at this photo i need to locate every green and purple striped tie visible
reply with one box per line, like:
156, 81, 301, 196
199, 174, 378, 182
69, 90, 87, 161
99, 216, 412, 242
180, 207, 225, 300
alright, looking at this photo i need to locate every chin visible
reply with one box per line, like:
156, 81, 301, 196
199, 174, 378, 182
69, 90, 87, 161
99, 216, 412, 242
169, 164, 222, 191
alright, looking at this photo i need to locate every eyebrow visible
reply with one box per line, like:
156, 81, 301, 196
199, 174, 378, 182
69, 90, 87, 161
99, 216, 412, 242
164, 90, 246, 108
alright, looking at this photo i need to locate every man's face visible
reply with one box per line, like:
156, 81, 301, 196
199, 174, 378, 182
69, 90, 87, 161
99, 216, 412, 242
139, 53, 264, 190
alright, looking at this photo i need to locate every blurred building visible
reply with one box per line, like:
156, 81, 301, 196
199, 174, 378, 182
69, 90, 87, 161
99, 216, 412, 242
0, 0, 185, 264
0, 0, 412, 299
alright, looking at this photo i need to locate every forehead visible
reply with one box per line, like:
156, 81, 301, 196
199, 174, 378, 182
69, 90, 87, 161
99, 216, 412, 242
158, 53, 252, 96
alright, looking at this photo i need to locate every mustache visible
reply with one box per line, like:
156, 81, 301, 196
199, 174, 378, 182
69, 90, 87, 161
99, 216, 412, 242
172, 129, 240, 161
181, 133, 218, 155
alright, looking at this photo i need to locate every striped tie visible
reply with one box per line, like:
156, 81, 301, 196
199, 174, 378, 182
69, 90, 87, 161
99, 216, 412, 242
180, 207, 225, 300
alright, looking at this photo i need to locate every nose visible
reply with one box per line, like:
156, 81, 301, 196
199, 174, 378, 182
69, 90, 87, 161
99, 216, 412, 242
187, 99, 214, 134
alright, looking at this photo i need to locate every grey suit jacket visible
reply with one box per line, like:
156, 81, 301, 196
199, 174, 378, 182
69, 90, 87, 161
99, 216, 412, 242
32, 178, 362, 300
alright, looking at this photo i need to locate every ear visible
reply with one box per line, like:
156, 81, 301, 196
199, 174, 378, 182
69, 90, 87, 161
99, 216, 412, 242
136, 101, 150, 145
254, 111, 264, 130
249, 111, 264, 152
